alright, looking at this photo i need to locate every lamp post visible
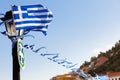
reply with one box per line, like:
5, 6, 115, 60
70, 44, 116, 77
0, 11, 24, 80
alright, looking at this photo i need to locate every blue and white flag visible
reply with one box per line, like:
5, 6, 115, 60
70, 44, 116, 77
12, 4, 53, 35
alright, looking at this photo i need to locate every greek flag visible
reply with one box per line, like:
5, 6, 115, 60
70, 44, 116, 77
12, 4, 53, 35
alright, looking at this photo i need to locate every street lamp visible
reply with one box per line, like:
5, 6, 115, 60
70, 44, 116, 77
1, 10, 24, 37
0, 10, 24, 80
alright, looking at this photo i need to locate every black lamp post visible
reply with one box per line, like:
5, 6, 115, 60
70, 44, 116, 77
12, 41, 20, 80
0, 10, 24, 80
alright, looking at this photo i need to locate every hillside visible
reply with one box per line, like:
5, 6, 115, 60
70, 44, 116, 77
50, 41, 120, 80
80, 40, 120, 75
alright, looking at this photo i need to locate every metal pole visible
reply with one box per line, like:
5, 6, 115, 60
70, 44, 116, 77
12, 41, 20, 80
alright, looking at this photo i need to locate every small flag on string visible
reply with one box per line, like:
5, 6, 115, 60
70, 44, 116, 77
12, 4, 53, 35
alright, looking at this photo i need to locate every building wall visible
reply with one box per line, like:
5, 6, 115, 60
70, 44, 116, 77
109, 76, 120, 80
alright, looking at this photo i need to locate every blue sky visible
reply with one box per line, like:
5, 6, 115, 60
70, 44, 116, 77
0, 0, 120, 80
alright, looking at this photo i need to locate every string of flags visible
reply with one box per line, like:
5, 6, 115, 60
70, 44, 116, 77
23, 44, 89, 78
23, 44, 109, 80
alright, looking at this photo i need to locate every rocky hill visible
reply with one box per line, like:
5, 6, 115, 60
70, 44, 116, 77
50, 41, 120, 80
80, 40, 120, 76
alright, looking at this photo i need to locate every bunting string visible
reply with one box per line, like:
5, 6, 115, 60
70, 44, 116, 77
23, 44, 89, 78
23, 44, 109, 80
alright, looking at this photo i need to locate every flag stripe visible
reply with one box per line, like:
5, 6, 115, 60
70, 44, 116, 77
16, 25, 46, 30
28, 9, 48, 13
14, 17, 53, 22
27, 7, 45, 11
15, 20, 52, 25
21, 4, 43, 9
15, 23, 49, 27
13, 11, 27, 14
28, 12, 49, 16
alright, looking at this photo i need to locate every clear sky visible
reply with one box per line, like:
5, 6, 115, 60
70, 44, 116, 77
0, 0, 120, 80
